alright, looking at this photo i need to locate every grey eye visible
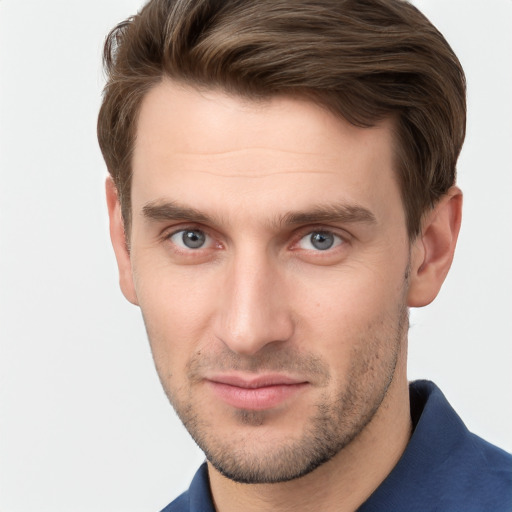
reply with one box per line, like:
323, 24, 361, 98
298, 231, 342, 251
170, 229, 208, 249
310, 232, 334, 250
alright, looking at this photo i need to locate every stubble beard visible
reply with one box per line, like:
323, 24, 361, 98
146, 300, 409, 485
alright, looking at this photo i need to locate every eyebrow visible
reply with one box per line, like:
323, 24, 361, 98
279, 204, 376, 226
142, 202, 210, 223
142, 200, 377, 227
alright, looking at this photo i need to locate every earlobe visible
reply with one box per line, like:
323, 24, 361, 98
105, 177, 139, 305
407, 186, 463, 307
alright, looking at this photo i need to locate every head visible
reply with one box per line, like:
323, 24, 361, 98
99, 0, 465, 485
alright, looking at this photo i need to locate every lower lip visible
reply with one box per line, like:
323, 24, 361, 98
207, 381, 307, 410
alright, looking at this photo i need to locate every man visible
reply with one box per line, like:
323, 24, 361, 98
97, 0, 512, 510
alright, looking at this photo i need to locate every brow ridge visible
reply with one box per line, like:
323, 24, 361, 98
279, 204, 377, 226
142, 201, 210, 223
142, 200, 377, 228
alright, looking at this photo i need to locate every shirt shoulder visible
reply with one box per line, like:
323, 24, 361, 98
159, 463, 215, 512
159, 492, 189, 512
359, 380, 512, 512
463, 430, 512, 507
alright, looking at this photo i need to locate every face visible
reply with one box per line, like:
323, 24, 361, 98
122, 81, 413, 483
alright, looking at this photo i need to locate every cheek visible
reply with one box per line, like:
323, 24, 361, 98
290, 261, 407, 361
132, 258, 220, 366
294, 263, 404, 325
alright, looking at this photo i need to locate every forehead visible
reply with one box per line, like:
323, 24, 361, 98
131, 80, 402, 226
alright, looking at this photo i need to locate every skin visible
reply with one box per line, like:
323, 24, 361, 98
107, 80, 462, 512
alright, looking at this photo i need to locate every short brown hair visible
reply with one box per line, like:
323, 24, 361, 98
97, 0, 466, 238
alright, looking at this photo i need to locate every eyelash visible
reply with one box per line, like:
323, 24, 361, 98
162, 225, 350, 256
165, 226, 218, 252
289, 226, 349, 257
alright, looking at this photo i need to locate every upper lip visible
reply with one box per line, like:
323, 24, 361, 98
206, 373, 307, 389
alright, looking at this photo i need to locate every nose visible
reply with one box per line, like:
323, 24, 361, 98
213, 249, 294, 356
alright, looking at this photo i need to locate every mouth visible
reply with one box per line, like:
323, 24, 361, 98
205, 373, 309, 411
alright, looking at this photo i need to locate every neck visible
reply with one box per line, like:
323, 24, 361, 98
208, 358, 412, 512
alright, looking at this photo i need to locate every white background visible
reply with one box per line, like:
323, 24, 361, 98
0, 1, 511, 511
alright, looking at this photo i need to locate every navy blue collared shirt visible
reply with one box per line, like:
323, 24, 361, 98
160, 380, 512, 511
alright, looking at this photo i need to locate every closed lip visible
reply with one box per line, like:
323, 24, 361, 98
204, 373, 309, 410
206, 373, 308, 388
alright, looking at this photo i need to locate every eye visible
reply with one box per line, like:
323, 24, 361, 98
169, 229, 211, 250
297, 230, 343, 251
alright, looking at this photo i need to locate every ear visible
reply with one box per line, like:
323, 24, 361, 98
407, 186, 463, 307
105, 177, 139, 305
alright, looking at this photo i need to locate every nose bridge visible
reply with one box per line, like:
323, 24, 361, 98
215, 244, 293, 356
